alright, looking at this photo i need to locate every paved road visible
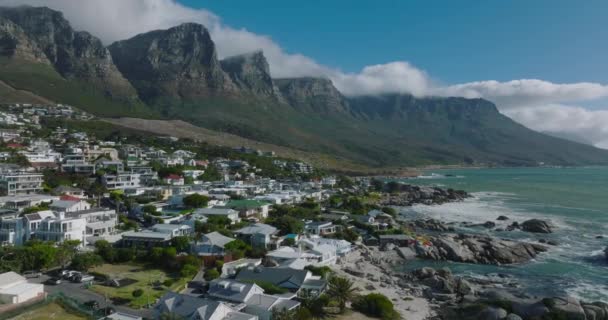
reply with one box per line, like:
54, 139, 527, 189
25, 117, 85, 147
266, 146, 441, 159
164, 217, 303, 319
31, 274, 153, 319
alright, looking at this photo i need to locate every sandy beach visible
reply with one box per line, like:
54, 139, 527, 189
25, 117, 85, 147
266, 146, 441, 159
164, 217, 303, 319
334, 245, 434, 320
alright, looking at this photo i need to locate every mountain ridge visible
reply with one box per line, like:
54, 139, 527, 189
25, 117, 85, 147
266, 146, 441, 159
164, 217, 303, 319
1, 5, 607, 168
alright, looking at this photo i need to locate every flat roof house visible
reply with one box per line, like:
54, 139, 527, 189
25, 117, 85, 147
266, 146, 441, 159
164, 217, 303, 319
0, 271, 44, 305
121, 224, 192, 248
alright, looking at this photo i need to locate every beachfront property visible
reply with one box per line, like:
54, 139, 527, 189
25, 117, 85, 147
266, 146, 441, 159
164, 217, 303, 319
304, 221, 337, 236
235, 266, 326, 297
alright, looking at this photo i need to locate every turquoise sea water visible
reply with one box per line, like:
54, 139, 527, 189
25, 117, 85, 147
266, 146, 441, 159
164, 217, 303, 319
397, 167, 608, 302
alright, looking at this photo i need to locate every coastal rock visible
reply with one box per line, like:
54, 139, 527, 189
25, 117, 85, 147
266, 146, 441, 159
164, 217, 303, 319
478, 307, 508, 320
604, 247, 608, 262
379, 185, 469, 206
497, 215, 510, 221
505, 314, 522, 320
410, 218, 453, 232
416, 234, 547, 265
582, 302, 608, 320
521, 219, 554, 233
549, 297, 586, 320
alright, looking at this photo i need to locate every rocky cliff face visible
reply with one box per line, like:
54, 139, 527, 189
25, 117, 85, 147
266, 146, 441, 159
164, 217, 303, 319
0, 6, 138, 99
108, 23, 235, 103
274, 77, 350, 114
220, 51, 283, 100
0, 17, 49, 63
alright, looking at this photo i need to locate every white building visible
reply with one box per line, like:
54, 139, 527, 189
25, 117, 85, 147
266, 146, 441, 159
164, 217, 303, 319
50, 199, 91, 213
195, 208, 241, 224
0, 272, 44, 304
102, 173, 142, 190
35, 212, 87, 245
0, 173, 44, 196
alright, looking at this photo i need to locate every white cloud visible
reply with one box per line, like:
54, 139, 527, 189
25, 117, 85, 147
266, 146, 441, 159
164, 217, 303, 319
437, 80, 608, 109
504, 104, 608, 148
2, 0, 608, 148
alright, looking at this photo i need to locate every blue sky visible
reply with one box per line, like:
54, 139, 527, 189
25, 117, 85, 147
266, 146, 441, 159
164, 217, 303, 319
184, 0, 608, 84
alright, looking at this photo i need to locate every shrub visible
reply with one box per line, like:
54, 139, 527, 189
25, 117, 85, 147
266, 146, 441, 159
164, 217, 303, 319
204, 268, 220, 281
163, 279, 174, 287
352, 293, 400, 320
304, 265, 333, 278
132, 289, 144, 297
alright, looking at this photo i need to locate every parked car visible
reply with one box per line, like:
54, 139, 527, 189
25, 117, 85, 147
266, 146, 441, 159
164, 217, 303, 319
23, 270, 41, 278
46, 277, 62, 285
61, 270, 77, 279
75, 274, 95, 283
68, 272, 82, 281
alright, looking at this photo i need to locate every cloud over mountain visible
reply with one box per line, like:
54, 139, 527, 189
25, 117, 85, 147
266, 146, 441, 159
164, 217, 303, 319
2, 0, 608, 148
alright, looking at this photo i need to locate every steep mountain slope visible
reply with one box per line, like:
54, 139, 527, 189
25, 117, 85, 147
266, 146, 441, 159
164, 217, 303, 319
0, 16, 49, 64
220, 51, 282, 99
1, 7, 607, 168
275, 77, 350, 114
108, 23, 235, 105
0, 6, 138, 100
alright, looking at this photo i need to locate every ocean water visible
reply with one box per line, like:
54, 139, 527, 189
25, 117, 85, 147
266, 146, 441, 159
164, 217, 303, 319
397, 167, 608, 302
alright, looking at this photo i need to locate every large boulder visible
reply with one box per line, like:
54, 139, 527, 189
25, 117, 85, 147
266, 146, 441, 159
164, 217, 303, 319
418, 234, 547, 265
521, 219, 555, 233
549, 297, 586, 320
478, 307, 508, 320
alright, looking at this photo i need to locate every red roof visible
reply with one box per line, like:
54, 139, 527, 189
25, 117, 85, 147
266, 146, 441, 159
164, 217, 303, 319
60, 195, 81, 201
6, 143, 23, 149
166, 174, 183, 180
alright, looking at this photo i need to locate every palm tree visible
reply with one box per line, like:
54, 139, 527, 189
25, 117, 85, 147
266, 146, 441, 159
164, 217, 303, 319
326, 276, 357, 312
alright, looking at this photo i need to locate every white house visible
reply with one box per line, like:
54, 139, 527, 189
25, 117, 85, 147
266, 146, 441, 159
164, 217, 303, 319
35, 212, 87, 245
0, 272, 44, 304
50, 199, 91, 213
195, 208, 241, 224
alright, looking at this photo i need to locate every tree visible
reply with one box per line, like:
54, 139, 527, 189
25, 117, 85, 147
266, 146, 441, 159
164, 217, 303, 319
183, 194, 209, 208
199, 166, 222, 182
56, 240, 81, 268
132, 289, 144, 297
267, 216, 304, 235
204, 268, 220, 281
271, 307, 297, 320
71, 253, 103, 271
171, 236, 191, 253
224, 239, 251, 259
336, 175, 354, 189
95, 240, 116, 262
326, 276, 357, 312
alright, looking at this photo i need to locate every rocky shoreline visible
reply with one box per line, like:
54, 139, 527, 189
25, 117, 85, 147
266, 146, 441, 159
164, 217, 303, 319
336, 243, 608, 320
379, 185, 469, 206
334, 193, 608, 320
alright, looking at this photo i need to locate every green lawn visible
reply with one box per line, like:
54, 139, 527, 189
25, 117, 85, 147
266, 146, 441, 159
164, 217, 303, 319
8, 302, 87, 320
89, 263, 188, 309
